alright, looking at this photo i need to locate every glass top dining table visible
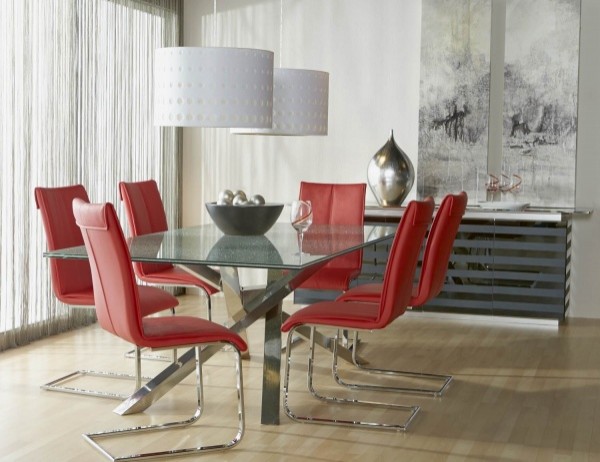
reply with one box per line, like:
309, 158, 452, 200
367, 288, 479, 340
45, 221, 397, 425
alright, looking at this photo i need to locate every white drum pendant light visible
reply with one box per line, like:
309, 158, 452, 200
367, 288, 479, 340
231, 0, 329, 136
154, 47, 274, 128
232, 68, 328, 135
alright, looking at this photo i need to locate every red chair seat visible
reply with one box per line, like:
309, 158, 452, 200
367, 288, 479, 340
142, 316, 247, 351
282, 301, 379, 332
48, 270, 179, 317
337, 283, 382, 303
337, 283, 421, 305
58, 289, 95, 306
139, 266, 219, 295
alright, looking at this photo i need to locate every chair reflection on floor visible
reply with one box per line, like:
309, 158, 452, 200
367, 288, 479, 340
73, 198, 247, 460
281, 198, 434, 431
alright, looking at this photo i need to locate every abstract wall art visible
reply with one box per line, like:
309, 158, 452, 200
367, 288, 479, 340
417, 0, 492, 201
418, 0, 581, 207
501, 0, 580, 207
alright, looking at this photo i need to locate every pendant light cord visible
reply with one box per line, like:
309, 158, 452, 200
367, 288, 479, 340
213, 0, 217, 45
279, 0, 283, 67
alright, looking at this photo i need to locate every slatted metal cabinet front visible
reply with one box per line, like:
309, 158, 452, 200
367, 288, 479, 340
295, 218, 571, 320
421, 219, 570, 319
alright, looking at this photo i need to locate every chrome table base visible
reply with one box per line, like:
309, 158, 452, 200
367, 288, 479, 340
113, 263, 360, 425
114, 266, 296, 424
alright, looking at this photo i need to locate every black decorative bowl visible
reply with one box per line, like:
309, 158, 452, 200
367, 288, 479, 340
205, 202, 284, 235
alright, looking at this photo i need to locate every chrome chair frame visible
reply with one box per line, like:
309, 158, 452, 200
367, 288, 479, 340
283, 326, 420, 431
83, 342, 245, 461
332, 192, 468, 398
42, 346, 145, 400
333, 330, 452, 397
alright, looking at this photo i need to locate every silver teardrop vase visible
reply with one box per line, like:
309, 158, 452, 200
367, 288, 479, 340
367, 130, 415, 207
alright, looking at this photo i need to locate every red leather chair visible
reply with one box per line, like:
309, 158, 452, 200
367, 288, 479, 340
119, 179, 219, 320
35, 185, 176, 399
334, 192, 468, 396
296, 181, 367, 291
281, 199, 434, 431
73, 198, 247, 460
35, 185, 95, 308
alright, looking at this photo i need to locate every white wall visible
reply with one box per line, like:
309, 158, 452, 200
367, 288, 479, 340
183, 0, 600, 318
571, 0, 600, 318
183, 0, 422, 226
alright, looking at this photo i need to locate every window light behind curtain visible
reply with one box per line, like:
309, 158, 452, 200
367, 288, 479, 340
0, 0, 181, 351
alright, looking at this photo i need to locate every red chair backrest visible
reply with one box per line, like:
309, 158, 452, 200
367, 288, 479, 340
411, 192, 468, 306
299, 181, 366, 281
73, 199, 144, 345
377, 199, 434, 328
300, 182, 366, 226
119, 180, 173, 276
34, 185, 94, 304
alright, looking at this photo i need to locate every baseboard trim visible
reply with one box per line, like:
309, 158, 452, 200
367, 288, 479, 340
404, 309, 560, 329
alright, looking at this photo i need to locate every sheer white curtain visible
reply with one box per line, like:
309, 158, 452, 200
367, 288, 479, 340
0, 0, 181, 350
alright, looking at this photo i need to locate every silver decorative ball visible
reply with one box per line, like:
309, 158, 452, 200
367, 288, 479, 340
217, 189, 234, 205
233, 190, 247, 201
233, 195, 248, 206
249, 194, 266, 205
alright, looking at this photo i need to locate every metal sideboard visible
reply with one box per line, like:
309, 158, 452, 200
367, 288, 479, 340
294, 206, 591, 321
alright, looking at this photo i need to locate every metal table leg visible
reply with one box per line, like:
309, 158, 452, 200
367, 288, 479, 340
114, 266, 291, 420
113, 263, 356, 422
261, 302, 282, 425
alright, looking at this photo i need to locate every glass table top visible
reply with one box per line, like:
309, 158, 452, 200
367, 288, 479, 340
45, 222, 397, 271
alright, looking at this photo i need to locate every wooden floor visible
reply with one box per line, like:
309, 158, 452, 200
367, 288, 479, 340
2, 294, 600, 461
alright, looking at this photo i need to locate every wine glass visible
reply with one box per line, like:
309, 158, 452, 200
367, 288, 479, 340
290, 200, 313, 256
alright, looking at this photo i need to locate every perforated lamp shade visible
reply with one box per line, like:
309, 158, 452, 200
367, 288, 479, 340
154, 47, 274, 128
231, 68, 329, 136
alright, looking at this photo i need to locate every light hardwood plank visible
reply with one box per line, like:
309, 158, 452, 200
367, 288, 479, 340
1, 294, 600, 461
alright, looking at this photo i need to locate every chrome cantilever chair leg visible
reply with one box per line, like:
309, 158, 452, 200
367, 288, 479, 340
203, 287, 213, 321
283, 327, 420, 431
42, 347, 146, 400
332, 331, 452, 397
83, 343, 245, 461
